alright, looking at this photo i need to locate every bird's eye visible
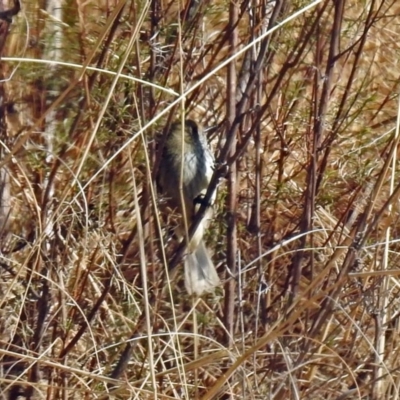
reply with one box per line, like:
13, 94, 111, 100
187, 120, 198, 136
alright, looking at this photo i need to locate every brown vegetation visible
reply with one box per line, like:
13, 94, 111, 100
1, 0, 400, 398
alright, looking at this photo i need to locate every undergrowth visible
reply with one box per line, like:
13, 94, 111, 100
1, 0, 400, 399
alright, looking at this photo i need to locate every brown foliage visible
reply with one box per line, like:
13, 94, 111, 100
1, 0, 400, 398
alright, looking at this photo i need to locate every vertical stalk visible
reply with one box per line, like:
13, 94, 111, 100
373, 76, 400, 400
0, 0, 18, 243
290, 0, 343, 300
223, 0, 238, 345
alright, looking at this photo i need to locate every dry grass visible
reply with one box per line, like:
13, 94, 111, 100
1, 0, 400, 399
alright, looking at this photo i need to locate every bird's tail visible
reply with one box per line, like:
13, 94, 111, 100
184, 240, 220, 295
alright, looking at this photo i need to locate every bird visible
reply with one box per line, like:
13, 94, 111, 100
157, 119, 220, 295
